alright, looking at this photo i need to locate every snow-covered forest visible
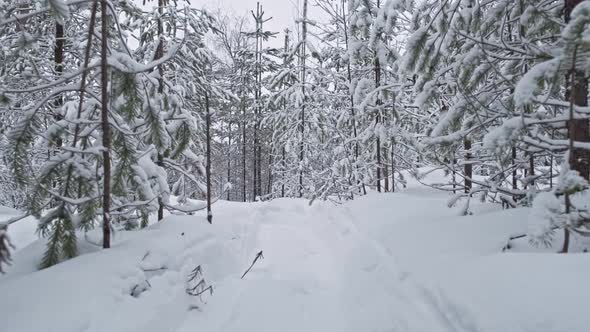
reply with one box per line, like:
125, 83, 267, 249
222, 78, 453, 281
1, 0, 590, 331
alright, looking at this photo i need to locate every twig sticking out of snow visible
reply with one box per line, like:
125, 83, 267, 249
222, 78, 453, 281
502, 233, 528, 252
241, 250, 264, 279
186, 265, 213, 299
130, 280, 151, 297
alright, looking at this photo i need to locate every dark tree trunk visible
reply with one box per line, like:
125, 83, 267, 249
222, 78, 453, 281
242, 97, 247, 202
561, 0, 589, 253
564, 0, 589, 181
298, 0, 308, 198
54, 23, 64, 117
252, 2, 262, 200
281, 146, 286, 197
390, 138, 395, 192
566, 72, 590, 181
374, 52, 382, 192
562, 193, 572, 253
100, 0, 111, 249
374, 0, 383, 193
512, 146, 517, 189
205, 92, 212, 224
281, 31, 289, 198
464, 138, 472, 194
256, 31, 263, 198
451, 152, 457, 194
156, 0, 166, 221
266, 152, 273, 196
227, 119, 232, 201
50, 21, 65, 198
529, 154, 535, 187
383, 144, 389, 192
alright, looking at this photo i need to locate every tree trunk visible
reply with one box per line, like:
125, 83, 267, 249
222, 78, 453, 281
341, 0, 364, 196
464, 138, 472, 194
266, 152, 273, 196
383, 143, 389, 192
374, 34, 382, 193
15, 1, 30, 32
54, 22, 64, 119
529, 154, 535, 187
298, 0, 308, 198
562, 193, 571, 253
100, 0, 111, 249
50, 21, 65, 200
564, 0, 590, 179
156, 0, 166, 221
391, 138, 395, 192
512, 146, 517, 189
281, 30, 289, 198
566, 65, 590, 181
256, 16, 263, 198
561, 0, 590, 253
451, 151, 457, 194
561, 0, 589, 253
205, 92, 212, 224
242, 96, 247, 202
227, 119, 232, 201
281, 146, 286, 197
252, 2, 262, 200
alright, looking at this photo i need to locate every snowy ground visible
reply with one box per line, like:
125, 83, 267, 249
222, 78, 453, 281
1, 171, 589, 332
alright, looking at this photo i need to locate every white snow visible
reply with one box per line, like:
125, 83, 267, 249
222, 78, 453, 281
0, 206, 38, 252
1, 169, 589, 332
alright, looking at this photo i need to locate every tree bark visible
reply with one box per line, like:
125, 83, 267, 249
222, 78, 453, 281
566, 69, 590, 181
451, 151, 457, 194
227, 118, 232, 201
529, 154, 535, 187
50, 21, 65, 198
341, 0, 364, 195
241, 96, 247, 202
374, 65, 382, 193
298, 0, 308, 198
256, 12, 263, 198
512, 146, 517, 189
564, 0, 589, 181
383, 144, 389, 192
464, 138, 472, 194
156, 0, 166, 221
374, 1, 382, 193
281, 30, 289, 198
252, 14, 259, 201
391, 138, 395, 192
54, 22, 64, 117
205, 92, 212, 224
561, 0, 590, 253
100, 0, 111, 249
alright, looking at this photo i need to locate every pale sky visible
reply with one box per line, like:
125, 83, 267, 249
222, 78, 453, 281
192, 0, 302, 43
135, 0, 325, 47
192, 0, 327, 47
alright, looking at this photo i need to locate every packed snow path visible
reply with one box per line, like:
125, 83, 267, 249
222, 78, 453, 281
2, 178, 590, 332
185, 194, 476, 332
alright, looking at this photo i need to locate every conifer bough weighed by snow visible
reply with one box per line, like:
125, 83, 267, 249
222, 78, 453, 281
0, 0, 222, 269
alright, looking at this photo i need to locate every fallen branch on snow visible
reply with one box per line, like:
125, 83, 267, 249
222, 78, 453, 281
241, 250, 264, 279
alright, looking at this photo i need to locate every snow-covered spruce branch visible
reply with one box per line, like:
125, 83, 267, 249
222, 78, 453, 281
0, 0, 93, 26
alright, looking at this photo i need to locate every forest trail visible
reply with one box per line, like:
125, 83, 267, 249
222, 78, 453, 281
180, 191, 476, 332
3, 176, 590, 332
